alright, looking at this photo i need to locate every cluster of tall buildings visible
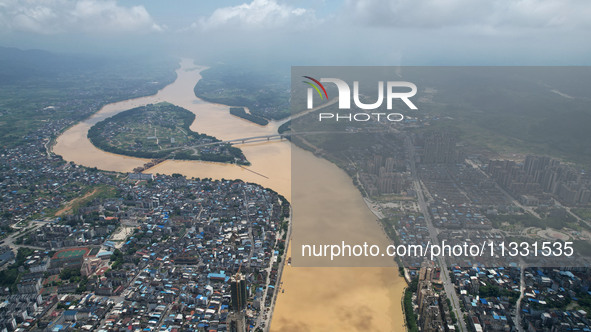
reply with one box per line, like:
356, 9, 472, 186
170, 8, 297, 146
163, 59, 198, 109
488, 155, 591, 205
420, 131, 464, 164
230, 273, 247, 312
362, 155, 408, 196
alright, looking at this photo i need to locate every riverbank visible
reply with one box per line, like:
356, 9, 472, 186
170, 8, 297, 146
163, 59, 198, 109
53, 58, 407, 331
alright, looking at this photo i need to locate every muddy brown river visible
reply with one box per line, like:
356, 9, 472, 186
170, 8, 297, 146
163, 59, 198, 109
53, 59, 406, 331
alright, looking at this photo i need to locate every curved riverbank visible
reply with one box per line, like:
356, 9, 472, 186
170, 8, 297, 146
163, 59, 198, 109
53, 58, 406, 331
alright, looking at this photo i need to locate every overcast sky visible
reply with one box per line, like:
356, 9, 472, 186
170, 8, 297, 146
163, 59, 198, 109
0, 0, 589, 65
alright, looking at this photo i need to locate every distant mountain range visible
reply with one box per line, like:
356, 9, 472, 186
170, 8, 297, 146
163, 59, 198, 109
0, 46, 110, 83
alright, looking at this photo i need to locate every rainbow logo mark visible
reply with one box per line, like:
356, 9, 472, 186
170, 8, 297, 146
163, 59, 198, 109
302, 76, 328, 103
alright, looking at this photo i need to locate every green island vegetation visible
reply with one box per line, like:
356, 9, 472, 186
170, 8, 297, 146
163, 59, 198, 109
0, 46, 178, 149
229, 107, 269, 126
88, 102, 249, 165
194, 65, 290, 120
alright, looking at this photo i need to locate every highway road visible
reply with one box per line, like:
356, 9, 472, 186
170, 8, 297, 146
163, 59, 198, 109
405, 135, 468, 332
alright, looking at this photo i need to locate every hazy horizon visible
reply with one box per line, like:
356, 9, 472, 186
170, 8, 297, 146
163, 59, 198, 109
1, 0, 590, 66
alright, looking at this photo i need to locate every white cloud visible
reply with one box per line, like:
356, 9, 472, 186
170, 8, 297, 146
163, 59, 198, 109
0, 0, 163, 34
343, 0, 591, 30
197, 0, 317, 30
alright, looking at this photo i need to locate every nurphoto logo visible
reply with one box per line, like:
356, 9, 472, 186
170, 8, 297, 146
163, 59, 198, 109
303, 75, 418, 122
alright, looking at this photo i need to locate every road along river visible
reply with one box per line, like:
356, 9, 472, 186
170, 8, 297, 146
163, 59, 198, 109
53, 59, 406, 331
